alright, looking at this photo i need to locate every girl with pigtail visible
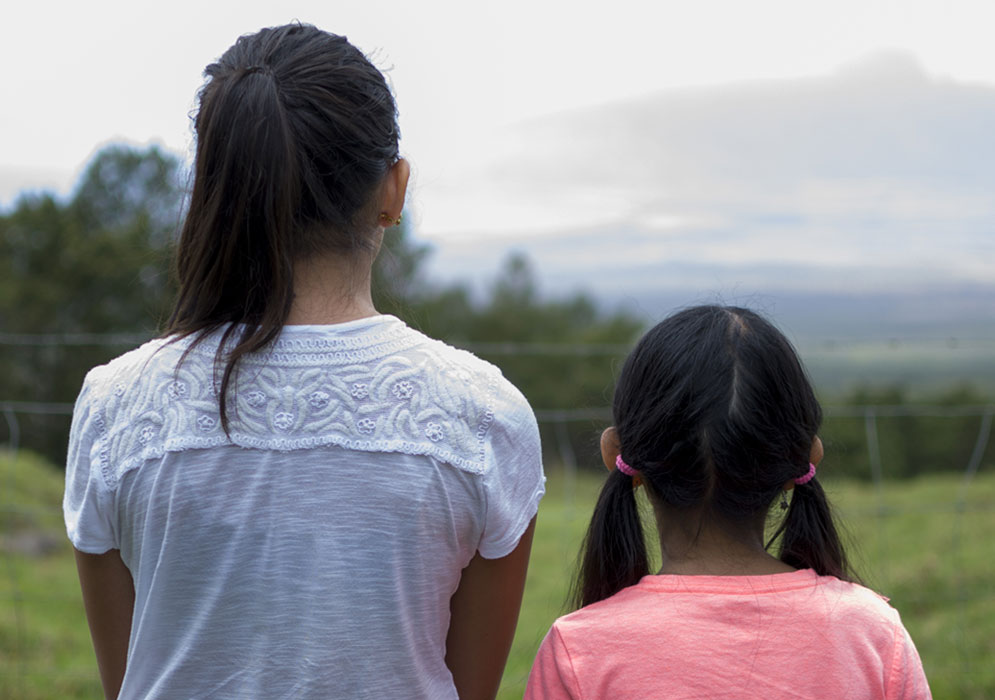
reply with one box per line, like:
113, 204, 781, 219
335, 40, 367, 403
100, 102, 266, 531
525, 305, 930, 699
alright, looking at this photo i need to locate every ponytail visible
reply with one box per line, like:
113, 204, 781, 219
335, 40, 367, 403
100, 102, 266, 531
573, 469, 648, 608
169, 65, 298, 433
164, 24, 400, 434
774, 479, 856, 582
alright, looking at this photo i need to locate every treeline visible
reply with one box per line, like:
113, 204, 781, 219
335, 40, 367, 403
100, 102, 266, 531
0, 144, 642, 466
819, 384, 994, 481
3, 145, 991, 477
1, 146, 179, 465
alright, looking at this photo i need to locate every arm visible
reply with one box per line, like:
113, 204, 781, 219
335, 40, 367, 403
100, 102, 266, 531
446, 516, 537, 700
74, 548, 135, 700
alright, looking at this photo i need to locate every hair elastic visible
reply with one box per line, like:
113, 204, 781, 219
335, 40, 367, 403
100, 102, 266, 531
615, 455, 639, 477
795, 462, 817, 485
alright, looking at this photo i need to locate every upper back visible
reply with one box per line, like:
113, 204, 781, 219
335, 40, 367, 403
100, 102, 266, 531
65, 315, 545, 699
528, 570, 930, 700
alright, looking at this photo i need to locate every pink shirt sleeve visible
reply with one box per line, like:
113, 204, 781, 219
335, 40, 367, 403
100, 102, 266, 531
887, 621, 932, 699
524, 626, 581, 700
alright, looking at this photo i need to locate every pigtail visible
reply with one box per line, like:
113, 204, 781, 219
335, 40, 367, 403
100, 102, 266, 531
777, 479, 855, 582
573, 469, 648, 609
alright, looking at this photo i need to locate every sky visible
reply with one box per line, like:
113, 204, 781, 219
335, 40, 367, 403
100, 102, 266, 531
2, 0, 994, 307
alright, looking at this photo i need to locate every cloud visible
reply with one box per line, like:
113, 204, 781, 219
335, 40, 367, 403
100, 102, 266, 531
423, 51, 995, 295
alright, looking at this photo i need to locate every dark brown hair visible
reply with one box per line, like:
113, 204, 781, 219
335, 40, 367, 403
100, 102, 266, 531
165, 23, 399, 431
576, 305, 855, 607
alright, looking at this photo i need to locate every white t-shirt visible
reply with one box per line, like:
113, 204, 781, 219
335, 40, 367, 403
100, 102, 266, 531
64, 315, 545, 699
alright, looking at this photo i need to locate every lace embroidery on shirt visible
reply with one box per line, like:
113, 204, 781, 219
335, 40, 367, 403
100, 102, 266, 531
87, 321, 503, 485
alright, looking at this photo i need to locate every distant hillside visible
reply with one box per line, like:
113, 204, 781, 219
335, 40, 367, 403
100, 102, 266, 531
426, 233, 995, 394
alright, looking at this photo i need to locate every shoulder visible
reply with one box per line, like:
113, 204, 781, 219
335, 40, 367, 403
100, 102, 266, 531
67, 337, 181, 490
75, 337, 179, 425
531, 588, 653, 689
404, 326, 534, 423
549, 584, 649, 642
809, 575, 908, 637
812, 575, 903, 620
387, 321, 540, 466
388, 321, 512, 387
806, 576, 929, 695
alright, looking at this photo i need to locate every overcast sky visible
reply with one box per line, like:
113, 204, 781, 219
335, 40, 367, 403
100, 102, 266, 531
2, 0, 994, 300
429, 51, 995, 293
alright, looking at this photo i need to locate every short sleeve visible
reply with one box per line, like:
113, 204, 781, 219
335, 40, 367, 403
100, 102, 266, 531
524, 625, 581, 700
476, 381, 545, 559
886, 617, 932, 700
63, 371, 118, 553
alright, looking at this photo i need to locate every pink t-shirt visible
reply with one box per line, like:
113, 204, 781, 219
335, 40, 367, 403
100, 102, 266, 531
525, 569, 930, 700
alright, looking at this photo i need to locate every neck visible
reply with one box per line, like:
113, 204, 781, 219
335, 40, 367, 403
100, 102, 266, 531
655, 506, 795, 576
286, 251, 378, 325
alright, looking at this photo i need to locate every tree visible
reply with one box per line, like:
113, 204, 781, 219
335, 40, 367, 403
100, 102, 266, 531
0, 145, 184, 463
2, 142, 643, 470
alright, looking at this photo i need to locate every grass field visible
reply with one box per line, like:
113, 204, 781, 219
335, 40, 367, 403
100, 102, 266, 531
2, 451, 993, 699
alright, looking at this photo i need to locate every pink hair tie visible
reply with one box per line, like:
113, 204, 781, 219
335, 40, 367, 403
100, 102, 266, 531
795, 462, 817, 485
616, 455, 639, 477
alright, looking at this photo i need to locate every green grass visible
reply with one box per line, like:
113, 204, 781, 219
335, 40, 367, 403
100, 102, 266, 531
822, 471, 995, 700
0, 451, 102, 699
2, 452, 993, 699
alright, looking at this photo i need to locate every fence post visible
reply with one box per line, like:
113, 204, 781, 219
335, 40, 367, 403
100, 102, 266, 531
1, 407, 26, 698
951, 408, 993, 675
3, 407, 20, 455
863, 407, 889, 583
554, 416, 577, 515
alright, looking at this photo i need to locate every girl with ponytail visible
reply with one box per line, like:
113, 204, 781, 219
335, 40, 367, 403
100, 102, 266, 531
65, 24, 543, 700
526, 305, 930, 699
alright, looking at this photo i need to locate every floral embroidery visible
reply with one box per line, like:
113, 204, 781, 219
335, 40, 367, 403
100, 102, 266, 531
425, 422, 444, 442
245, 390, 267, 408
391, 381, 414, 400
86, 324, 507, 479
138, 425, 156, 444
308, 391, 331, 409
167, 380, 188, 400
273, 412, 295, 431
350, 383, 369, 399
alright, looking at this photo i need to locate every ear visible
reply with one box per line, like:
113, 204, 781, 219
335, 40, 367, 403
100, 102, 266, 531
784, 435, 824, 491
600, 427, 621, 472
810, 435, 824, 466
379, 158, 410, 225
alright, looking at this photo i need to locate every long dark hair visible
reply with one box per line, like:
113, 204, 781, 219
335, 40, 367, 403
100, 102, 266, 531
576, 305, 854, 607
165, 23, 399, 431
